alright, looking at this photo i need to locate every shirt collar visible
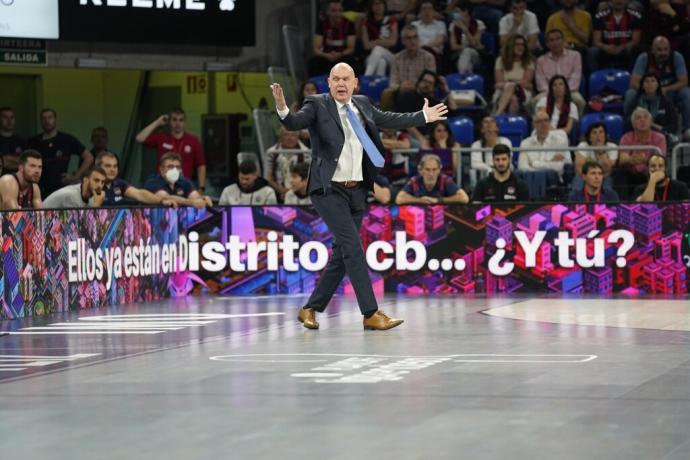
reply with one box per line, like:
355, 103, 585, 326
335, 99, 352, 111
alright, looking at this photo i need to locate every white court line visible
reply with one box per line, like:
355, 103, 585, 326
211, 353, 598, 363
8, 331, 164, 335
0, 354, 100, 359
19, 326, 183, 331
290, 373, 345, 378
80, 313, 285, 321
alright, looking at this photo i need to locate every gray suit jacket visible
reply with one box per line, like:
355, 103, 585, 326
279, 93, 426, 194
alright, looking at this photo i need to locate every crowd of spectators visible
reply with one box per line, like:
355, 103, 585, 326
1, 0, 689, 210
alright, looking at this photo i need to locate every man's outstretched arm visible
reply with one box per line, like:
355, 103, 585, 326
271, 83, 316, 131
371, 98, 448, 130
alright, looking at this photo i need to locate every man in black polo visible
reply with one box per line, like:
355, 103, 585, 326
0, 106, 25, 174
635, 154, 689, 202
472, 144, 530, 202
27, 108, 94, 196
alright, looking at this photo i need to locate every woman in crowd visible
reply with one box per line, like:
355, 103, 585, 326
422, 120, 461, 175
573, 122, 618, 190
625, 72, 679, 143
448, 1, 486, 74
470, 116, 513, 186
535, 75, 578, 136
361, 0, 399, 76
493, 34, 534, 116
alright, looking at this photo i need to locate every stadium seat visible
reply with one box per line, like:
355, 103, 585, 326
358, 75, 388, 103
445, 73, 486, 113
580, 112, 624, 143
446, 73, 484, 93
588, 69, 630, 112
448, 115, 474, 146
494, 114, 529, 147
308, 74, 329, 93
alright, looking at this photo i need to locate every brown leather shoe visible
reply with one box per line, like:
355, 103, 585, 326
298, 308, 319, 330
363, 311, 404, 330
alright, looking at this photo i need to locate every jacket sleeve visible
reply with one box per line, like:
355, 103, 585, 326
279, 97, 317, 131
369, 104, 426, 129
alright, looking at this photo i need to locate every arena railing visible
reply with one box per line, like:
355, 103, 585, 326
391, 145, 664, 188
671, 142, 690, 180
263, 145, 664, 190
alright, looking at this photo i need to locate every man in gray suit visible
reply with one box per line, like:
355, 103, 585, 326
271, 62, 448, 331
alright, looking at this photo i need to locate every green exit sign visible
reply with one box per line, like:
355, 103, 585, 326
0, 39, 47, 66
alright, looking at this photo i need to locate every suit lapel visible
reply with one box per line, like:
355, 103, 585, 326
326, 95, 344, 135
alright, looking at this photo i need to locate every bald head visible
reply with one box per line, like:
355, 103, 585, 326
328, 62, 358, 103
652, 36, 671, 62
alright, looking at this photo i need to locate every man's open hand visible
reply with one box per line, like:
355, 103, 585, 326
423, 98, 449, 122
270, 83, 287, 111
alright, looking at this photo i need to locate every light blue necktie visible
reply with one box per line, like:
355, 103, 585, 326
343, 103, 385, 167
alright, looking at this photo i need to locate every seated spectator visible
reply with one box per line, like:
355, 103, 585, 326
380, 128, 411, 185
96, 152, 175, 207
472, 144, 530, 202
219, 160, 278, 206
28, 108, 94, 197
361, 0, 399, 76
144, 152, 212, 209
411, 1, 447, 57
470, 116, 513, 185
396, 153, 470, 204
624, 36, 690, 140
90, 126, 111, 157
395, 70, 457, 141
449, 0, 505, 36
290, 81, 319, 146
0, 106, 25, 174
648, 0, 690, 63
265, 127, 310, 201
420, 120, 461, 174
535, 29, 586, 115
535, 75, 579, 135
615, 107, 668, 199
371, 174, 393, 204
545, 0, 592, 52
284, 162, 312, 205
573, 122, 618, 190
43, 166, 106, 209
568, 160, 620, 202
387, 0, 416, 24
493, 34, 535, 115
634, 153, 690, 202
588, 0, 641, 71
135, 108, 207, 191
380, 24, 436, 110
519, 109, 571, 179
499, 0, 541, 53
625, 72, 680, 143
448, 1, 486, 74
0, 150, 42, 210
309, 0, 357, 76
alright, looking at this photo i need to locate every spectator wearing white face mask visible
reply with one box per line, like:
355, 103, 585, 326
144, 151, 212, 209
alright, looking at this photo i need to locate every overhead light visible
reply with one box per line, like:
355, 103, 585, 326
205, 61, 234, 71
76, 57, 107, 68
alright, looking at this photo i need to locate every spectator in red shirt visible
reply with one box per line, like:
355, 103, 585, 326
136, 107, 207, 192
309, 0, 357, 76
588, 0, 641, 71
